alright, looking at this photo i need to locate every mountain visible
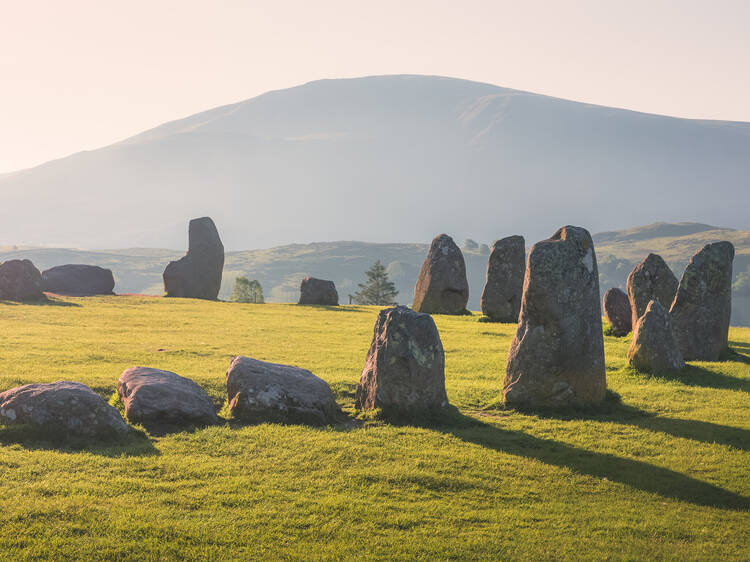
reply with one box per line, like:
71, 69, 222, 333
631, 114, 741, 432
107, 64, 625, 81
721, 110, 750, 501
2, 222, 749, 326
1, 75, 749, 249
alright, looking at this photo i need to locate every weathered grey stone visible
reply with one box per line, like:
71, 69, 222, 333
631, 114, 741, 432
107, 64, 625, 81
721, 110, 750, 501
0, 259, 45, 301
226, 356, 342, 425
117, 367, 218, 432
42, 264, 115, 296
480, 235, 525, 322
355, 306, 447, 416
504, 226, 606, 408
163, 217, 224, 299
603, 287, 632, 336
412, 234, 469, 314
298, 277, 338, 305
628, 300, 684, 373
626, 253, 678, 329
0, 381, 127, 438
670, 242, 734, 361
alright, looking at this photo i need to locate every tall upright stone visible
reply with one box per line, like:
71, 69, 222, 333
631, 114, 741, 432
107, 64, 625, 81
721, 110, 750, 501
480, 235, 525, 322
626, 253, 678, 329
163, 217, 224, 299
670, 242, 734, 361
504, 226, 606, 408
412, 234, 469, 314
603, 287, 632, 336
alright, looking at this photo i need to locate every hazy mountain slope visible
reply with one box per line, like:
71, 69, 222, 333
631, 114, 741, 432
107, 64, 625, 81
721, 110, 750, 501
1, 75, 748, 249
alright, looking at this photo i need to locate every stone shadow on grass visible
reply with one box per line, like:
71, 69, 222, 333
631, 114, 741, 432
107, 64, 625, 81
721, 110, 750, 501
0, 295, 81, 307
440, 413, 749, 511
0, 424, 159, 457
633, 363, 750, 393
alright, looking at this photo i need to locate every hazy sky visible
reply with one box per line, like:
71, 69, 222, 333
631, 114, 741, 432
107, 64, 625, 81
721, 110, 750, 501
1, 0, 748, 174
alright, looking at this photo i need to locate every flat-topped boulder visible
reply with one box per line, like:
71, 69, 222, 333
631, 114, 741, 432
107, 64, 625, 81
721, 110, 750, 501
412, 234, 469, 314
670, 241, 734, 361
355, 306, 447, 417
603, 287, 632, 336
298, 277, 338, 305
163, 217, 224, 299
0, 381, 127, 438
0, 259, 45, 301
626, 253, 678, 329
226, 356, 342, 425
480, 235, 525, 322
117, 367, 218, 432
628, 300, 684, 374
42, 264, 115, 296
504, 226, 606, 408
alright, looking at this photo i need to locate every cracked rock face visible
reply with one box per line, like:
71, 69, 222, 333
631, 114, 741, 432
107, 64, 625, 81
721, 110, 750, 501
412, 234, 469, 314
628, 300, 684, 374
504, 226, 606, 408
480, 235, 525, 323
603, 287, 632, 337
226, 356, 342, 425
163, 217, 224, 300
0, 381, 127, 438
626, 253, 678, 330
670, 241, 734, 361
355, 306, 447, 416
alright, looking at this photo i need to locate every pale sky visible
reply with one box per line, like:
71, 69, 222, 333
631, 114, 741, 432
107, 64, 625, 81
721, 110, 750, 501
1, 0, 748, 174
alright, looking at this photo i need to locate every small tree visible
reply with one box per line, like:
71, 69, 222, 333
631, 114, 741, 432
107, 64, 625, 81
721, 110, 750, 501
353, 260, 399, 305
231, 276, 264, 303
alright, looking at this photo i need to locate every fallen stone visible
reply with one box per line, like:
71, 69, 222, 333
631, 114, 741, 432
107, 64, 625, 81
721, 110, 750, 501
298, 277, 338, 305
42, 264, 115, 296
0, 259, 45, 301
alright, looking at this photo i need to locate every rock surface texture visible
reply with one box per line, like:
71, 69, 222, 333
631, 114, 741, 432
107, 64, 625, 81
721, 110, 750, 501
0, 259, 45, 301
603, 287, 632, 336
226, 356, 342, 425
355, 306, 447, 416
42, 264, 115, 296
117, 367, 218, 431
163, 217, 224, 299
298, 277, 339, 305
480, 235, 525, 322
504, 226, 606, 408
628, 300, 685, 373
0, 381, 127, 437
670, 241, 734, 361
626, 253, 678, 329
412, 234, 469, 314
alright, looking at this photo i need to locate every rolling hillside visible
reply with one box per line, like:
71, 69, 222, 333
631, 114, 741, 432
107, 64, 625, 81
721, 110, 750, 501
1, 75, 749, 250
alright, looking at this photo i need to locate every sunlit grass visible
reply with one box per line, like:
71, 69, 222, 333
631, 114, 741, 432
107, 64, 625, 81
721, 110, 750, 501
0, 296, 748, 559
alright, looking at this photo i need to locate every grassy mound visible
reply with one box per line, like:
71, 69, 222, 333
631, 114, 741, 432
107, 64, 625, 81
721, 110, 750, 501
0, 296, 748, 558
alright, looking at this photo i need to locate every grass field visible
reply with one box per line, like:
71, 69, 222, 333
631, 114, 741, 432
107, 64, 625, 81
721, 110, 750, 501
1, 296, 748, 559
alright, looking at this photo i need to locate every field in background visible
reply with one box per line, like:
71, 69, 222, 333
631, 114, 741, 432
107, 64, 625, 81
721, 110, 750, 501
0, 297, 748, 559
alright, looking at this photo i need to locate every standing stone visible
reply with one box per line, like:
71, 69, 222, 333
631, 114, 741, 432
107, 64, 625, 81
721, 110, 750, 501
298, 277, 338, 305
355, 306, 447, 417
0, 259, 45, 301
628, 300, 684, 373
226, 356, 342, 425
480, 235, 525, 322
117, 367, 218, 432
0, 381, 127, 438
42, 264, 115, 296
163, 217, 224, 299
670, 242, 734, 361
504, 226, 606, 408
603, 287, 632, 336
412, 234, 469, 314
626, 253, 678, 329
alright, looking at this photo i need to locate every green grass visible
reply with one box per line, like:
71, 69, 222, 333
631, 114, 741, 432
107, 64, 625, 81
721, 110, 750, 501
1, 296, 748, 560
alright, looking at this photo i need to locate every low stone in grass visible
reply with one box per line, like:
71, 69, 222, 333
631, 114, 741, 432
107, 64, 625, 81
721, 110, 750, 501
298, 277, 338, 305
0, 259, 45, 301
117, 367, 218, 432
0, 381, 127, 438
42, 264, 115, 296
670, 241, 734, 361
603, 287, 632, 337
628, 300, 684, 374
226, 356, 342, 425
355, 306, 448, 419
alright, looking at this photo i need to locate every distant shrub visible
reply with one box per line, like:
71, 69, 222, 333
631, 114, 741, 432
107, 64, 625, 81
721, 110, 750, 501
353, 261, 399, 305
231, 276, 264, 303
